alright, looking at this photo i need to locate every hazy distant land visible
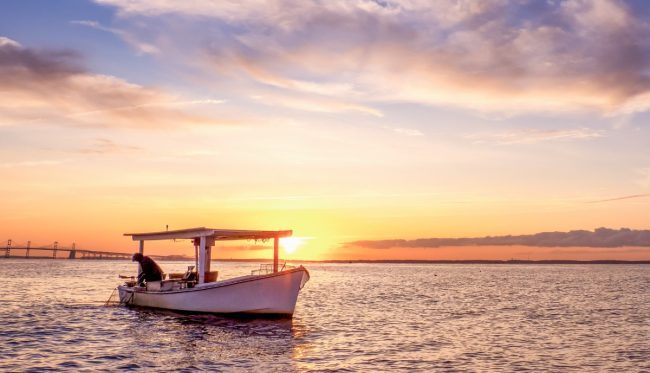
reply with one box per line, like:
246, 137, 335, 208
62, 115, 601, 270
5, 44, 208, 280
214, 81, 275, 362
213, 258, 650, 265
5, 228, 650, 263
346, 228, 650, 249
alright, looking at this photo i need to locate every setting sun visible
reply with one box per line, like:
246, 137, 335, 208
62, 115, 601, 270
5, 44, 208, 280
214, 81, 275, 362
281, 237, 304, 254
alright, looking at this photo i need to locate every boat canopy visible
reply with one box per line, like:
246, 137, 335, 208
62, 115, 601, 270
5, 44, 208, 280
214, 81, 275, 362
124, 227, 292, 284
124, 227, 292, 241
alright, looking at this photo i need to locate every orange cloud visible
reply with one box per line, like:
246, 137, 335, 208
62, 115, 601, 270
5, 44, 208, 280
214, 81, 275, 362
466, 128, 605, 145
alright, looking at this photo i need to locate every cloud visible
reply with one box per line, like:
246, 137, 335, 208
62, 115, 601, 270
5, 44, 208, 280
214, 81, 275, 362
587, 193, 650, 203
0, 36, 221, 128
94, 0, 650, 115
466, 128, 605, 144
392, 127, 424, 137
250, 92, 382, 117
70, 20, 160, 54
346, 228, 650, 249
0, 36, 21, 48
76, 138, 142, 154
0, 159, 69, 169
636, 168, 650, 189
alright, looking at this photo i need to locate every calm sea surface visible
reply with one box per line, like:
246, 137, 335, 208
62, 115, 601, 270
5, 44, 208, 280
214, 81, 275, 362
0, 260, 649, 372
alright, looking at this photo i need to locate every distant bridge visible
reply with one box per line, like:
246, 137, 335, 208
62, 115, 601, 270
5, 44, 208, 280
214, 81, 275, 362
2, 239, 133, 260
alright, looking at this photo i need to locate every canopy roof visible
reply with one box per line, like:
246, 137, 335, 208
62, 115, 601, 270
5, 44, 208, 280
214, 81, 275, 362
124, 227, 292, 241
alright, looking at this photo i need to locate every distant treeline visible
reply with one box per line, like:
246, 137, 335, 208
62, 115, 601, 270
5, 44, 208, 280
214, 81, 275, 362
348, 228, 650, 249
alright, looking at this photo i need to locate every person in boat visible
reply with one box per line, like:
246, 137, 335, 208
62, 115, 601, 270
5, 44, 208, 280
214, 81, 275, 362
132, 253, 163, 285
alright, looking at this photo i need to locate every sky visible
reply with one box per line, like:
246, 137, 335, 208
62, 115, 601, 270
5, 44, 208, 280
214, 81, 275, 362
1, 0, 650, 260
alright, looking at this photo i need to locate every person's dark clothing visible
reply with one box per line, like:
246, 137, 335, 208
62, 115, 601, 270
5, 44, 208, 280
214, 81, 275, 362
134, 255, 163, 285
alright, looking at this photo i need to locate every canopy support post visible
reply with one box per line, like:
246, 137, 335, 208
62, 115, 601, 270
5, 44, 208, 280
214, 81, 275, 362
273, 236, 279, 273
205, 245, 211, 273
198, 236, 206, 284
194, 242, 198, 277
138, 240, 144, 276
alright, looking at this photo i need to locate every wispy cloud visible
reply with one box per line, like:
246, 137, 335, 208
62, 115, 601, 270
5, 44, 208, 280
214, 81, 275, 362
466, 128, 605, 145
587, 193, 650, 203
76, 138, 142, 154
0, 159, 69, 169
636, 168, 650, 189
65, 98, 225, 119
392, 127, 423, 137
250, 93, 382, 117
71, 20, 160, 54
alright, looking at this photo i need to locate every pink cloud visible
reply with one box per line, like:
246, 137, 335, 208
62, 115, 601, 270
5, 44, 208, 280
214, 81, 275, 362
95, 0, 650, 115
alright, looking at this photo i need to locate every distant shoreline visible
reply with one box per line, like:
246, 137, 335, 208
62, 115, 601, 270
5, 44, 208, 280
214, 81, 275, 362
2, 257, 650, 264
218, 259, 650, 264
173, 258, 650, 264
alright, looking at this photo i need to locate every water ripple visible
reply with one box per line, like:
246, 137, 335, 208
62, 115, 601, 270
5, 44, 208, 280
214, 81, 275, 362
1, 261, 649, 371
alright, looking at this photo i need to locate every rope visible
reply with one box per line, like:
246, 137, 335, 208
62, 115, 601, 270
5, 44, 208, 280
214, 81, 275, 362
104, 288, 118, 306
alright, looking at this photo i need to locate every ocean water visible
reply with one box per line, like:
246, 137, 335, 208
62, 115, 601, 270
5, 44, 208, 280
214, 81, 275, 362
0, 260, 649, 372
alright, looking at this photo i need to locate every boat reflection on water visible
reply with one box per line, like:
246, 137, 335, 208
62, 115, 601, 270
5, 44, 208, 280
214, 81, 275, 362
122, 307, 307, 370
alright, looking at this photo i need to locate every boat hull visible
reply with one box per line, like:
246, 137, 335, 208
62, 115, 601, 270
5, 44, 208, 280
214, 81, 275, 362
117, 267, 309, 316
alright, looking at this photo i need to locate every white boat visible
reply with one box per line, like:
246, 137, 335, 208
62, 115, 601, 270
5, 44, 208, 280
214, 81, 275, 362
116, 227, 310, 316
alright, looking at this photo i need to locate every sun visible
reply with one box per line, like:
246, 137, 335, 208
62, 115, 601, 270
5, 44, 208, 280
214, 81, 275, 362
281, 237, 304, 254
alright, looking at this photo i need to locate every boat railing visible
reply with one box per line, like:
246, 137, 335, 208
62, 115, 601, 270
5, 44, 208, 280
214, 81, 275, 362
251, 263, 295, 275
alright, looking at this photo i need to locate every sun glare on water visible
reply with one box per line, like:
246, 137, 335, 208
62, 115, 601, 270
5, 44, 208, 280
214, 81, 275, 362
281, 237, 304, 254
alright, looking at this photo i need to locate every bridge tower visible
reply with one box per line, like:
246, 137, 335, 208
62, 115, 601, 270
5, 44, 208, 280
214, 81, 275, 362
53, 241, 58, 259
4, 239, 10, 258
68, 243, 76, 259
25, 241, 30, 258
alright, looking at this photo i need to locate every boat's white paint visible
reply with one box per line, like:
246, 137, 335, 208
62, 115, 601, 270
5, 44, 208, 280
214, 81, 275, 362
118, 267, 309, 315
